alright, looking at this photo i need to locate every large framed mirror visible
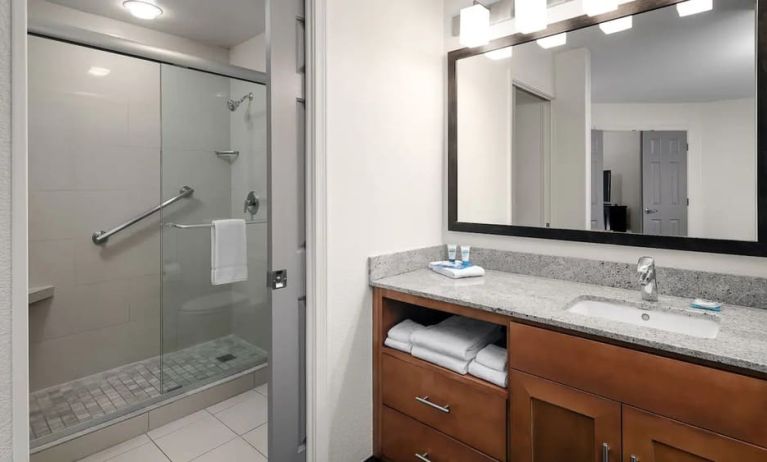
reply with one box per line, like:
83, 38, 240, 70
448, 0, 767, 256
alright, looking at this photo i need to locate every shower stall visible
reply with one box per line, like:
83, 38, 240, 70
27, 35, 269, 448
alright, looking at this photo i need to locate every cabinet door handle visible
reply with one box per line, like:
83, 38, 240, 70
602, 443, 610, 462
630, 457, 639, 462
415, 396, 450, 413
415, 452, 431, 462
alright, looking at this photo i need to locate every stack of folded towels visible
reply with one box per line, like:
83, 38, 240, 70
468, 344, 508, 387
384, 319, 426, 353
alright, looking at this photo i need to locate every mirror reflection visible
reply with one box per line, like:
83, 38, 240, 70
456, 0, 757, 241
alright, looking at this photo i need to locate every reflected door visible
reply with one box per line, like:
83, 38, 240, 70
641, 131, 688, 236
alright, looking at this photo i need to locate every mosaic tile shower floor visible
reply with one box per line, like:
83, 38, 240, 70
30, 335, 267, 445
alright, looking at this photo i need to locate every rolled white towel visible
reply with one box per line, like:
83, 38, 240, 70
412, 346, 471, 375
384, 337, 412, 353
387, 319, 426, 343
476, 344, 507, 372
411, 316, 502, 361
468, 361, 508, 388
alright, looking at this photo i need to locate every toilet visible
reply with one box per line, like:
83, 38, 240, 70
177, 291, 249, 348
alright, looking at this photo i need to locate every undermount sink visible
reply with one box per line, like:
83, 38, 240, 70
566, 298, 720, 339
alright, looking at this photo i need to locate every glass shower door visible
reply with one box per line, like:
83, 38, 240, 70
160, 64, 269, 395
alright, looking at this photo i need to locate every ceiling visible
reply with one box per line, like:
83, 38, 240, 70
553, 0, 756, 103
46, 0, 266, 48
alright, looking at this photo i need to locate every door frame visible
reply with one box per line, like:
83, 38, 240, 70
8, 0, 324, 460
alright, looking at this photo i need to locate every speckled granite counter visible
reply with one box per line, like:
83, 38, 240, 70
371, 268, 767, 376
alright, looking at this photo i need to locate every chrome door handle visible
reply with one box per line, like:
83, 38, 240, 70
644, 208, 658, 214
415, 396, 450, 413
602, 443, 610, 462
415, 452, 431, 462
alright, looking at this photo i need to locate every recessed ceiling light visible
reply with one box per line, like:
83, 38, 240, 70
599, 16, 633, 34
88, 66, 111, 77
123, 1, 163, 20
677, 0, 713, 17
486, 47, 513, 60
537, 32, 567, 49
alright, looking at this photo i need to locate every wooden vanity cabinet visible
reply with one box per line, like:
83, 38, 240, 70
510, 371, 622, 462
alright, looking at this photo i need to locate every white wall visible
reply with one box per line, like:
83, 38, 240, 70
593, 99, 757, 241
324, 0, 444, 459
230, 34, 266, 72
0, 0, 12, 457
28, 0, 229, 63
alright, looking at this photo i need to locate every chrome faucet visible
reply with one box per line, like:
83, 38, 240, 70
637, 256, 659, 302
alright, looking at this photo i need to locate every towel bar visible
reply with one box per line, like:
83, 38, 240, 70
166, 219, 267, 229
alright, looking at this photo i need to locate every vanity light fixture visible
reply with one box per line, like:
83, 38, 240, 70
583, 0, 618, 17
536, 32, 567, 49
460, 2, 491, 47
599, 15, 633, 34
87, 66, 111, 77
515, 0, 547, 34
486, 47, 513, 60
123, 1, 163, 20
676, 0, 713, 17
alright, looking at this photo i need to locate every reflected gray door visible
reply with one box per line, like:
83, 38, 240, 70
591, 130, 605, 230
641, 131, 688, 236
267, 0, 307, 460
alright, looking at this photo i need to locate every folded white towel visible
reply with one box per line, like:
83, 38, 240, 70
429, 263, 485, 279
387, 319, 425, 343
412, 346, 471, 375
468, 361, 508, 388
211, 219, 248, 285
411, 316, 502, 361
384, 337, 411, 353
476, 344, 508, 372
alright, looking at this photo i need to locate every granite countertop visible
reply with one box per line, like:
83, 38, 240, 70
371, 269, 767, 375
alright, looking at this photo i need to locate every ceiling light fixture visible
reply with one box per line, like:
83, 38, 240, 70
516, 0, 547, 34
599, 15, 633, 34
537, 32, 567, 49
583, 0, 618, 17
486, 47, 513, 60
123, 1, 163, 20
460, 3, 491, 48
88, 67, 111, 77
676, 0, 713, 17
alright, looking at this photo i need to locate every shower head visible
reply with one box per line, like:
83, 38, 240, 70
227, 92, 254, 111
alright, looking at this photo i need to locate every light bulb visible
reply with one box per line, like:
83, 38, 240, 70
460, 4, 490, 48
123, 1, 163, 20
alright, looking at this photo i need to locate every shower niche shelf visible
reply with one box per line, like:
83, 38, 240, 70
29, 285, 54, 305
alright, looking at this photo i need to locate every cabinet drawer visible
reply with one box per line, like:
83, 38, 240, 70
381, 406, 496, 462
509, 322, 767, 448
381, 353, 507, 460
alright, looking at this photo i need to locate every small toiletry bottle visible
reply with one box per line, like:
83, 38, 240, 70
447, 244, 457, 263
460, 246, 471, 267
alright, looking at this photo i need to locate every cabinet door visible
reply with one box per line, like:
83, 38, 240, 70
623, 406, 767, 462
510, 370, 621, 462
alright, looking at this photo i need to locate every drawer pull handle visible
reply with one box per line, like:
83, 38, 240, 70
630, 457, 639, 462
602, 443, 610, 462
415, 452, 431, 462
415, 396, 450, 413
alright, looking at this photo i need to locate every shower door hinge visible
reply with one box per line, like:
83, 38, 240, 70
270, 270, 288, 290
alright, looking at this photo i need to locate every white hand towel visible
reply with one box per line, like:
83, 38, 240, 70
412, 346, 471, 375
384, 337, 411, 353
387, 319, 426, 343
476, 344, 508, 372
411, 316, 502, 361
211, 219, 248, 285
468, 361, 508, 388
429, 262, 485, 279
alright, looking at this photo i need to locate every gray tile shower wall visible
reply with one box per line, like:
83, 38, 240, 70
370, 246, 767, 309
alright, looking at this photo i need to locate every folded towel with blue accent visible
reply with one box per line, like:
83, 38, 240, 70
411, 315, 502, 361
428, 261, 485, 279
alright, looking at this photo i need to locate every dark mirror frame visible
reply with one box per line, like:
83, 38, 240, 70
448, 0, 767, 257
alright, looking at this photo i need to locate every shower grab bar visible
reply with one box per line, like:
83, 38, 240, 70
166, 219, 267, 229
92, 186, 195, 245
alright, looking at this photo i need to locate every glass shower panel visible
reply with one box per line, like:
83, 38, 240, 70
160, 64, 269, 394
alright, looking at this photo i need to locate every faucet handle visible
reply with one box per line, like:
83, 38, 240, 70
637, 256, 655, 272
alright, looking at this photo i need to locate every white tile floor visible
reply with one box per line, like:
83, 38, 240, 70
78, 387, 269, 462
